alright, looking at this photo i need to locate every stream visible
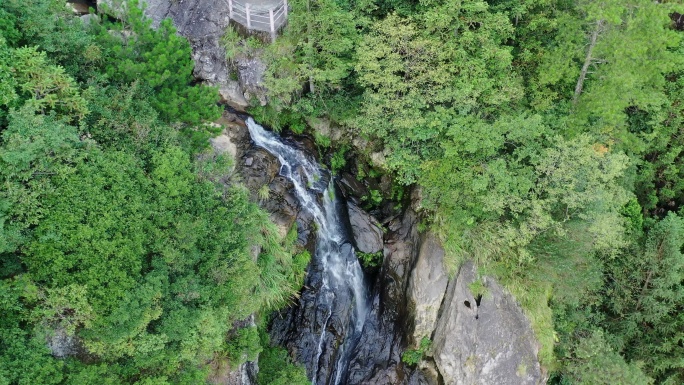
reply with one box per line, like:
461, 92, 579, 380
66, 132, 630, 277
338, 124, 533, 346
246, 118, 370, 385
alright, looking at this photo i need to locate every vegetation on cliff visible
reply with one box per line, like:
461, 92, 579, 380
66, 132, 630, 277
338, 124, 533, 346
0, 1, 307, 384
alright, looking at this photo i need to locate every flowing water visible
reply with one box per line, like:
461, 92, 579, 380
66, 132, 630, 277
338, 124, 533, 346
246, 118, 370, 385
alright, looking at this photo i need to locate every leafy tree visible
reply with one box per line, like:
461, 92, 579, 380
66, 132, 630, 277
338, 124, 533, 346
3, 45, 88, 119
0, 277, 65, 385
0, 107, 84, 255
92, 0, 220, 125
0, 1, 309, 383
631, 37, 684, 213
528, 0, 683, 138
603, 213, 684, 384
560, 330, 652, 385
353, 0, 522, 182
226, 326, 262, 367
262, 0, 362, 114
257, 345, 309, 385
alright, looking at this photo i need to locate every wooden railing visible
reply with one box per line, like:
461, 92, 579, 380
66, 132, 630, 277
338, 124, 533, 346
228, 0, 288, 41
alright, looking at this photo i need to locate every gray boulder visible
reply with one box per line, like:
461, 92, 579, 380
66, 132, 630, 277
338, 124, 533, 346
47, 328, 86, 359
210, 134, 238, 164
235, 55, 268, 106
407, 233, 448, 346
219, 81, 250, 109
432, 261, 544, 385
207, 111, 251, 172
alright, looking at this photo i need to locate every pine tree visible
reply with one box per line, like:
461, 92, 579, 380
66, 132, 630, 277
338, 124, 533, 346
604, 213, 684, 384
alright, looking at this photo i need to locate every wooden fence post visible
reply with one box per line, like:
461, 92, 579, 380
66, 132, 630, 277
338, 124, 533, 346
228, 0, 233, 19
246, 3, 251, 29
269, 8, 275, 42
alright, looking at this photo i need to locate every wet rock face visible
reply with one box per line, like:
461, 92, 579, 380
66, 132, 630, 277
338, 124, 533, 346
337, 173, 369, 203
270, 239, 359, 384
345, 209, 421, 385
347, 202, 383, 254
432, 262, 544, 385
226, 120, 316, 250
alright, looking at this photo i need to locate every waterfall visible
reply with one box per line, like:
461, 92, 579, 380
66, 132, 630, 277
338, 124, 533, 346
246, 118, 370, 385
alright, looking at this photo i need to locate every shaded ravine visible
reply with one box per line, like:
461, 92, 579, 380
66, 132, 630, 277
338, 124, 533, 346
246, 118, 370, 385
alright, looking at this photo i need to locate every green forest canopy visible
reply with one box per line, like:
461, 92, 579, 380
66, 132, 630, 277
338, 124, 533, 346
0, 1, 307, 384
257, 0, 684, 383
1, 0, 684, 384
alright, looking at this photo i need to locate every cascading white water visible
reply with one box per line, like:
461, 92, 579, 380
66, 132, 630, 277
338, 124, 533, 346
246, 118, 369, 385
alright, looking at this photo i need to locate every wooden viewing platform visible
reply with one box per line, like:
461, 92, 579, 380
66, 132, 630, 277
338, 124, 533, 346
228, 0, 288, 41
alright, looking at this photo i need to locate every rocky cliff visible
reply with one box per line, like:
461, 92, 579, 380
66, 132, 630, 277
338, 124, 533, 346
208, 110, 545, 385
98, 0, 268, 110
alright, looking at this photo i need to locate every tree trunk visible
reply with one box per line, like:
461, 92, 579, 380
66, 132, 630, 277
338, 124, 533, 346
573, 19, 604, 105
307, 0, 315, 94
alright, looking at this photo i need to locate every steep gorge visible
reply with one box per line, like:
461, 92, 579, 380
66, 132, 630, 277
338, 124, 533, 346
209, 110, 544, 385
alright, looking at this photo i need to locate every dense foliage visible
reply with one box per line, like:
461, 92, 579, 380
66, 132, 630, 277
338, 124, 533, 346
0, 1, 307, 383
4, 0, 684, 383
253, 0, 684, 383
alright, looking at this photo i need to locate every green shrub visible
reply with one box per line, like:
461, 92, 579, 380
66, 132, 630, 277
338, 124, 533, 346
401, 337, 431, 366
357, 251, 383, 268
330, 145, 349, 173
226, 327, 262, 367
257, 331, 309, 385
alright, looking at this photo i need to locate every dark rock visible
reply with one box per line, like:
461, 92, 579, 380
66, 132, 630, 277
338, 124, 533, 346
286, 134, 318, 161
346, 209, 422, 385
337, 172, 369, 202
296, 208, 317, 252
262, 176, 299, 239
672, 12, 684, 31
347, 202, 383, 254
239, 148, 281, 193
359, 364, 435, 385
270, 239, 359, 384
